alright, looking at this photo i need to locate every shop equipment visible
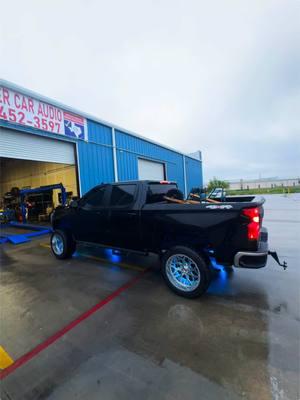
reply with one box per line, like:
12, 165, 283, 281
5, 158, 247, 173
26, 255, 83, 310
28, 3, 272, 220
20, 183, 67, 223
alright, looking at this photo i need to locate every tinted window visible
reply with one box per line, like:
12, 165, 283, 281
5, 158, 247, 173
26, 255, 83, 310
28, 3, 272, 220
146, 184, 178, 204
82, 187, 106, 210
110, 185, 136, 206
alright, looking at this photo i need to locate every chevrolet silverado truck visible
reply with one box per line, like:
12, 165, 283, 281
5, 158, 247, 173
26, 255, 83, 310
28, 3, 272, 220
50, 180, 286, 298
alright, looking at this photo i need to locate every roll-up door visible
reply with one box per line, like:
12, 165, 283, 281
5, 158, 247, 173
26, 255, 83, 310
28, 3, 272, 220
0, 128, 75, 164
138, 158, 165, 180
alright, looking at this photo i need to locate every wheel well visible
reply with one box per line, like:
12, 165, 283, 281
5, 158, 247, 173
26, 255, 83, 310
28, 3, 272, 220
160, 244, 211, 267
52, 224, 75, 241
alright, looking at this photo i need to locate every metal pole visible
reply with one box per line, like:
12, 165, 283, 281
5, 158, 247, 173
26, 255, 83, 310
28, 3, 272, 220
112, 127, 118, 182
183, 155, 187, 198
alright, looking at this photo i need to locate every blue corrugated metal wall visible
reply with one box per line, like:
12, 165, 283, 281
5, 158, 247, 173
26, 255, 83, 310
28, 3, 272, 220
86, 120, 112, 145
77, 120, 115, 194
1, 114, 203, 197
185, 156, 203, 194
115, 130, 186, 193
77, 141, 115, 194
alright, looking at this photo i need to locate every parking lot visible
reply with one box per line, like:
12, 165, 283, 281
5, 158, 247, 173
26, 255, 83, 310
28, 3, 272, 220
0, 194, 299, 400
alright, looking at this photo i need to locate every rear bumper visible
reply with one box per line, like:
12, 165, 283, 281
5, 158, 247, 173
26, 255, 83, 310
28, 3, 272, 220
234, 227, 268, 269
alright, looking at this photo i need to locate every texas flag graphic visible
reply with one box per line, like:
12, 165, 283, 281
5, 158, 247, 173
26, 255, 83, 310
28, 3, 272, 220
63, 112, 86, 140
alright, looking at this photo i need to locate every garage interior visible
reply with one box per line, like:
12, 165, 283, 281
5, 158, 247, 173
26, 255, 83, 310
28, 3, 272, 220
0, 158, 78, 223
0, 129, 78, 224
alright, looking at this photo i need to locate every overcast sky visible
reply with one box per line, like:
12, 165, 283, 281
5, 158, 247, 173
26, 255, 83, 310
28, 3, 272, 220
1, 0, 299, 181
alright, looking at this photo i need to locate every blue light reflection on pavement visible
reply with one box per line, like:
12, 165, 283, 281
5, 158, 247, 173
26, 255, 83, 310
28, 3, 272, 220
207, 257, 232, 295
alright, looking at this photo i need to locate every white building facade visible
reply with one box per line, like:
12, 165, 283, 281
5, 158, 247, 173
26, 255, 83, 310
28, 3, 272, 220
227, 177, 300, 190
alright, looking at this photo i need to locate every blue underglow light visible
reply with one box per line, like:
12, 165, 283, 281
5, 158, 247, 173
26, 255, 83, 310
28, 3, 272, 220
104, 248, 122, 264
111, 254, 121, 263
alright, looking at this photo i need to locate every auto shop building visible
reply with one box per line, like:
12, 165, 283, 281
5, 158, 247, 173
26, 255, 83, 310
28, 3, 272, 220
0, 79, 203, 215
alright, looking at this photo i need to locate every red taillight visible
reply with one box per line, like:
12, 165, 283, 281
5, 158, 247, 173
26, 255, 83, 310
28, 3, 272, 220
242, 207, 260, 240
160, 180, 171, 184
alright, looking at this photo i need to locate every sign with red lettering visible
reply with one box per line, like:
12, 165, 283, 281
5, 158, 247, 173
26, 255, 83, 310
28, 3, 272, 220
0, 86, 88, 140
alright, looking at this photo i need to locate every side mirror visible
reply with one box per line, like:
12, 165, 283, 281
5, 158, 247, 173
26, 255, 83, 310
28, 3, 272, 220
70, 200, 79, 208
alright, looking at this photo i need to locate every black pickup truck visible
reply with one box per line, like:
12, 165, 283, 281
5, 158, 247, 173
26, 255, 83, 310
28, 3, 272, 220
51, 180, 286, 298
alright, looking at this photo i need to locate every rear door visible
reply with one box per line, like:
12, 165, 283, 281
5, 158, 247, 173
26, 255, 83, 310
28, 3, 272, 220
107, 183, 141, 250
140, 182, 179, 250
73, 185, 110, 244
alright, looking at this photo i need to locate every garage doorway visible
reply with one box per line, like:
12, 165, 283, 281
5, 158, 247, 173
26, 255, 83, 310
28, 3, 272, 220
138, 158, 166, 181
0, 129, 79, 224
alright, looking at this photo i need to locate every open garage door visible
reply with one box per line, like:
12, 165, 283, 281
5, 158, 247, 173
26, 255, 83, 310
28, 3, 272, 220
138, 158, 165, 180
0, 128, 78, 223
0, 128, 75, 164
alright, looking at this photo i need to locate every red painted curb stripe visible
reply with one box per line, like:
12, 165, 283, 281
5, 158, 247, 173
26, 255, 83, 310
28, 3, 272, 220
0, 268, 149, 380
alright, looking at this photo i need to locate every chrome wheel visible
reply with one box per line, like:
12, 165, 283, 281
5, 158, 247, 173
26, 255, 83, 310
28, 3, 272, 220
166, 254, 201, 292
51, 233, 64, 255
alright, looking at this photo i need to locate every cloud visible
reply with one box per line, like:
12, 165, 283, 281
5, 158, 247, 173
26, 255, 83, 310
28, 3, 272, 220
1, 0, 299, 181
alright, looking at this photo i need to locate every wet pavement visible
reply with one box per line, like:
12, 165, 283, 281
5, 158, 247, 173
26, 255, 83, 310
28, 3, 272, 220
0, 194, 299, 399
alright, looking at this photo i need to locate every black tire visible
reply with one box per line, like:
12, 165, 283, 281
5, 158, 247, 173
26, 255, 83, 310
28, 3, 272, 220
50, 229, 76, 259
161, 246, 211, 298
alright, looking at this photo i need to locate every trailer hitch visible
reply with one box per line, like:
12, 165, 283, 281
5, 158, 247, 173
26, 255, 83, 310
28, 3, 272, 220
268, 251, 288, 270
